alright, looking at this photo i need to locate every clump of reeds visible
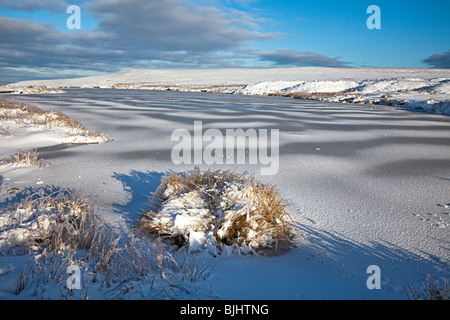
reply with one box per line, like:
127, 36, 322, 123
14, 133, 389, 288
405, 274, 449, 300
138, 168, 294, 255
0, 188, 214, 299
8, 149, 44, 167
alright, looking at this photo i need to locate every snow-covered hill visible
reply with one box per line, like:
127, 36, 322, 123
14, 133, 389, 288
2, 67, 450, 115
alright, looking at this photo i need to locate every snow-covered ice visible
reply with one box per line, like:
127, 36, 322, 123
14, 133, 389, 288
0, 84, 449, 300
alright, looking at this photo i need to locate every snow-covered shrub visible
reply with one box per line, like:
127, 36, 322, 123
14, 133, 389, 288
138, 169, 294, 256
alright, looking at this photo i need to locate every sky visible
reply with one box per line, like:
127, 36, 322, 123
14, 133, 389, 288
0, 0, 449, 85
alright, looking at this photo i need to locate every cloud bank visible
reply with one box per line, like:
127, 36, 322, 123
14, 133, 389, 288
423, 50, 450, 68
0, 0, 351, 83
258, 49, 350, 68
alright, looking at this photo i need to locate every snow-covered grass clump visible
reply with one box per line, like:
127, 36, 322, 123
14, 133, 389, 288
0, 189, 101, 255
6, 149, 43, 167
0, 189, 213, 299
139, 169, 294, 256
0, 98, 109, 144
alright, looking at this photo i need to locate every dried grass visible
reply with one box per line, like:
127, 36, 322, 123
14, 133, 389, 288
138, 169, 294, 255
405, 274, 449, 300
268, 92, 339, 100
0, 188, 214, 299
0, 98, 108, 143
8, 149, 44, 167
0, 189, 103, 256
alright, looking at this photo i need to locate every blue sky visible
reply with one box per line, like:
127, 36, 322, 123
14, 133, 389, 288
0, 0, 449, 84
251, 0, 450, 68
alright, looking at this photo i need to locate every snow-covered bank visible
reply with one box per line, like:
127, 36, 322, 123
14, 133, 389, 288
0, 85, 66, 95
0, 98, 108, 159
237, 77, 450, 115
2, 67, 450, 115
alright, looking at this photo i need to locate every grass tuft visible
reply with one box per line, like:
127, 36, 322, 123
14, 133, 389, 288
0, 98, 108, 143
138, 168, 294, 255
405, 274, 449, 300
8, 149, 44, 167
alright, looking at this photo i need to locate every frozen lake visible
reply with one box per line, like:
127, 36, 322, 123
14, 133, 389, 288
1, 88, 449, 299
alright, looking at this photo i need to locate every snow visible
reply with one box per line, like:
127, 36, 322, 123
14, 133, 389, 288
0, 100, 108, 160
0, 123, 106, 160
2, 67, 450, 115
0, 71, 449, 300
286, 79, 360, 93
237, 76, 450, 115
